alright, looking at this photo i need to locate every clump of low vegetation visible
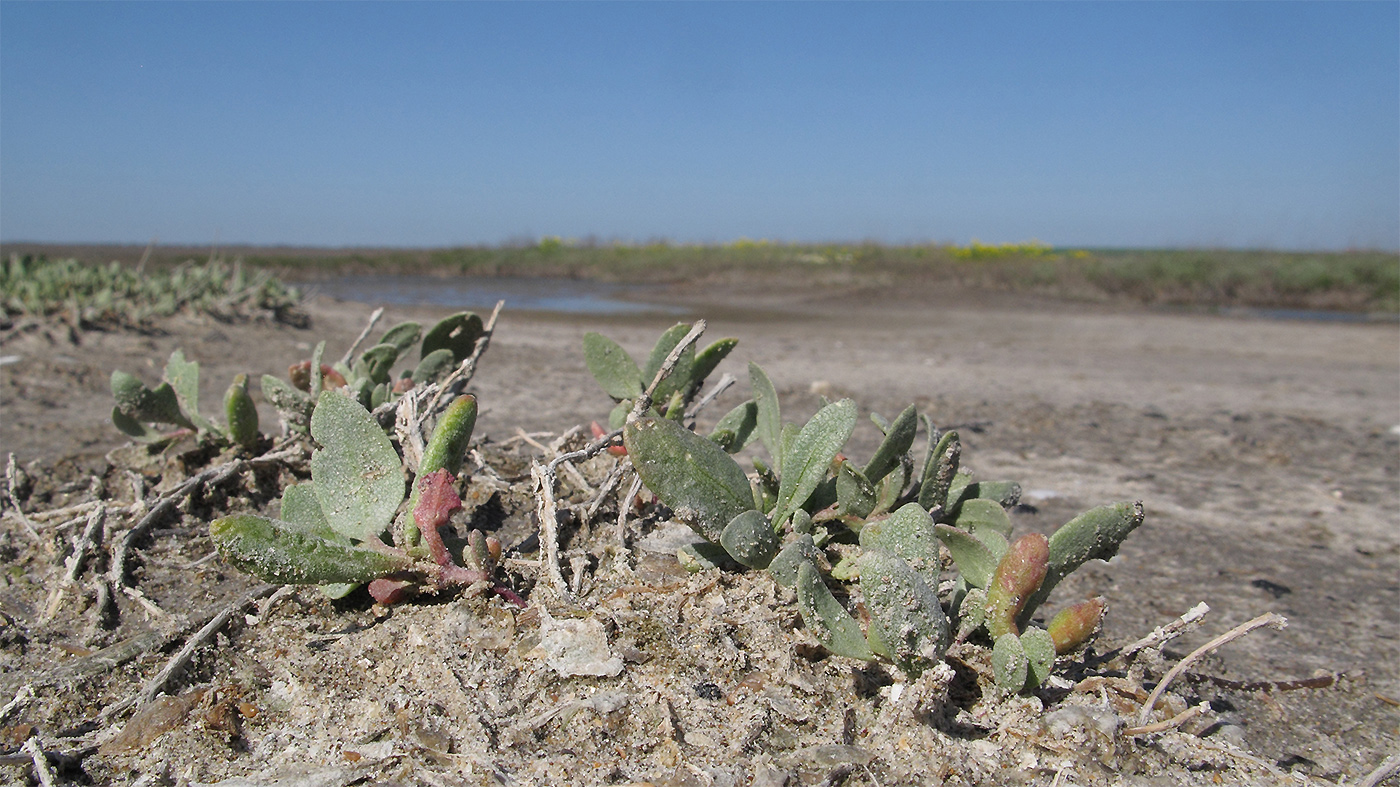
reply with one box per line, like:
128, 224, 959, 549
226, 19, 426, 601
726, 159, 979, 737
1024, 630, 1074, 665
0, 254, 305, 331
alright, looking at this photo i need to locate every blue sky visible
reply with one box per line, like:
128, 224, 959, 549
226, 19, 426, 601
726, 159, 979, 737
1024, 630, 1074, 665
2, 2, 1396, 250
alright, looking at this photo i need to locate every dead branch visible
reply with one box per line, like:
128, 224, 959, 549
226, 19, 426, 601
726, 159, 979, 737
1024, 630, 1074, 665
130, 583, 278, 709
684, 372, 736, 421
529, 463, 575, 604
1138, 612, 1287, 727
339, 306, 385, 366
628, 319, 707, 422
40, 503, 105, 622
1122, 701, 1211, 736
22, 738, 57, 787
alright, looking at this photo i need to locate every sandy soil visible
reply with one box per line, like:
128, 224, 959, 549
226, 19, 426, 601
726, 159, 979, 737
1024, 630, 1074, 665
1, 279, 1396, 785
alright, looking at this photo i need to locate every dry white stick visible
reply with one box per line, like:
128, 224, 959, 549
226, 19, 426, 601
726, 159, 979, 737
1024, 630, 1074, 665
41, 503, 106, 622
1122, 701, 1211, 736
614, 473, 643, 571
684, 372, 736, 421
559, 460, 594, 497
1359, 752, 1400, 787
529, 463, 575, 603
1137, 612, 1287, 727
5, 454, 43, 545
627, 320, 707, 422
22, 738, 57, 787
1118, 601, 1210, 662
514, 427, 553, 455
0, 685, 33, 724
584, 462, 627, 524
339, 306, 385, 365
133, 584, 278, 708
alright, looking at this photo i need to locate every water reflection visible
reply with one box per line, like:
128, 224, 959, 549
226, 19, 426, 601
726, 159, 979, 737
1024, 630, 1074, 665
307, 274, 683, 315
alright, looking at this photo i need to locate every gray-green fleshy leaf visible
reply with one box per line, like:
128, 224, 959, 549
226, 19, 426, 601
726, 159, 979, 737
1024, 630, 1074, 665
689, 338, 738, 393
412, 348, 457, 385
625, 417, 752, 543
873, 459, 909, 516
111, 371, 190, 427
310, 341, 327, 400
749, 363, 782, 465
859, 503, 940, 585
719, 509, 779, 569
918, 430, 960, 512
223, 374, 259, 448
678, 541, 730, 573
709, 400, 758, 453
796, 561, 874, 661
422, 312, 484, 363
950, 498, 1014, 539
608, 400, 631, 431
960, 480, 1023, 508
163, 349, 219, 434
1019, 501, 1145, 627
835, 460, 876, 520
369, 382, 390, 409
934, 523, 1000, 588
260, 374, 313, 433
111, 406, 176, 443
955, 586, 988, 641
280, 483, 335, 537
772, 398, 856, 529
378, 321, 422, 354
992, 632, 1029, 692
358, 343, 400, 386
943, 470, 974, 514
1020, 627, 1057, 689
583, 332, 644, 400
642, 323, 697, 405
863, 404, 917, 485
309, 392, 405, 541
419, 395, 477, 478
767, 534, 821, 588
210, 514, 408, 585
858, 549, 949, 677
280, 482, 362, 604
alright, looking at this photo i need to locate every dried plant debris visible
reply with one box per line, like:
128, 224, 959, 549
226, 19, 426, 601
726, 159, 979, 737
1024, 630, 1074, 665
0, 314, 1382, 786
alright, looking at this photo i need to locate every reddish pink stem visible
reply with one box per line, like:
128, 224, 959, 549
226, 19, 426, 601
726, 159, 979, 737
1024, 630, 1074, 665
415, 469, 463, 567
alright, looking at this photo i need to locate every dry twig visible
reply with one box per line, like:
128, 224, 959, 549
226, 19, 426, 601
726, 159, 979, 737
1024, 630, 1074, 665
41, 503, 106, 622
1116, 601, 1210, 663
1122, 701, 1211, 736
1359, 752, 1400, 787
627, 319, 707, 422
22, 738, 57, 787
1138, 612, 1287, 727
131, 583, 278, 708
339, 306, 385, 366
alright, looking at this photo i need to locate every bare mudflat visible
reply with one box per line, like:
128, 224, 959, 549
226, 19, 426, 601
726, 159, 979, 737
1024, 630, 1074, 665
2, 279, 1396, 785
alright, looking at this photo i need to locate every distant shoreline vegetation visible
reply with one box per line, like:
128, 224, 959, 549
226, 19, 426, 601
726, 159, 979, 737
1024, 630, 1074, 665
3, 240, 1395, 315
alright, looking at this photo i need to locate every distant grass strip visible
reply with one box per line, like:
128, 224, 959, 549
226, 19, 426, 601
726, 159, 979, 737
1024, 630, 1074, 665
1, 254, 306, 330
5, 241, 1395, 314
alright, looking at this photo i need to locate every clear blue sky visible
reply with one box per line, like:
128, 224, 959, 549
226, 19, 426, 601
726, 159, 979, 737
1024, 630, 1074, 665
2, 1, 1396, 250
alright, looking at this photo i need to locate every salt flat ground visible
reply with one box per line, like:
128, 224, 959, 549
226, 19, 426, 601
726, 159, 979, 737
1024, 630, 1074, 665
2, 278, 1396, 783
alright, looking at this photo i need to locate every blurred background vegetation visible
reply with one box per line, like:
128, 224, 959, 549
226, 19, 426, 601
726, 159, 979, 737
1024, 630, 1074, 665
4, 240, 1395, 316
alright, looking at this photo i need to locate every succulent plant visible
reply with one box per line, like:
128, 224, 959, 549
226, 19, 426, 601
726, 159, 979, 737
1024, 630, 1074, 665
110, 349, 260, 448
583, 323, 738, 429
210, 390, 507, 604
260, 312, 484, 433
617, 334, 1145, 689
2, 254, 302, 329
